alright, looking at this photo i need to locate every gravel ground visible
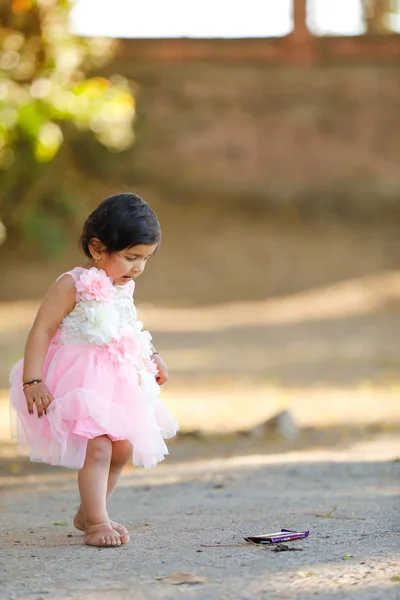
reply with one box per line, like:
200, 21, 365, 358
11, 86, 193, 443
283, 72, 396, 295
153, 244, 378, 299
0, 435, 399, 600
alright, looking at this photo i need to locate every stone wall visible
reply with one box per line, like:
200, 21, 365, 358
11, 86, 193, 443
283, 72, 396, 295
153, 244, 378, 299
101, 35, 400, 216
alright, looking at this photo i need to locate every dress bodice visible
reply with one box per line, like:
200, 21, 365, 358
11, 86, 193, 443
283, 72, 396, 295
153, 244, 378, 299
52, 267, 153, 364
56, 267, 138, 347
53, 267, 158, 396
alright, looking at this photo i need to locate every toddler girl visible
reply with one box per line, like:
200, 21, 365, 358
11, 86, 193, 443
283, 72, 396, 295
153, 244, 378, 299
9, 193, 179, 547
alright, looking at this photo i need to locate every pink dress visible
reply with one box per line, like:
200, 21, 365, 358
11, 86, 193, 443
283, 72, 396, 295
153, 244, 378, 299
9, 267, 179, 469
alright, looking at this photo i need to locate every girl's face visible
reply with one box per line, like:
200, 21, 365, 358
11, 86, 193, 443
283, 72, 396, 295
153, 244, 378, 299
91, 243, 158, 285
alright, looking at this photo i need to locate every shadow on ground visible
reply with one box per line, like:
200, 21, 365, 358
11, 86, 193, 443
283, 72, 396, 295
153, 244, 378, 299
1, 425, 399, 484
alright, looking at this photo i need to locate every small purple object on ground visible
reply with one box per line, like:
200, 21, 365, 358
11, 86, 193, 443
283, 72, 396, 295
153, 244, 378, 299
244, 529, 310, 545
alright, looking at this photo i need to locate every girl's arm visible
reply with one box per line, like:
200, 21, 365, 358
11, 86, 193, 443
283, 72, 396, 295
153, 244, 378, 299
150, 346, 169, 385
23, 275, 76, 417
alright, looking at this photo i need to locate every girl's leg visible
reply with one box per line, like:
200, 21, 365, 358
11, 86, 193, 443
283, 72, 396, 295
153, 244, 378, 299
75, 440, 133, 538
107, 440, 134, 499
78, 435, 123, 547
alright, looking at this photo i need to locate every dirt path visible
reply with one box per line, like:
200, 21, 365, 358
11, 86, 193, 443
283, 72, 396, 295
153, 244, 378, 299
1, 274, 400, 599
0, 435, 399, 600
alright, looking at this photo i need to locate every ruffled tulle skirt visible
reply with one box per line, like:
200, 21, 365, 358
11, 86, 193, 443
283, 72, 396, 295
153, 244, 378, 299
9, 344, 179, 470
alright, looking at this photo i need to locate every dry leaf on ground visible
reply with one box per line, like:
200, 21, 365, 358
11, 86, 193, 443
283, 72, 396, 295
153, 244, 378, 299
158, 572, 206, 585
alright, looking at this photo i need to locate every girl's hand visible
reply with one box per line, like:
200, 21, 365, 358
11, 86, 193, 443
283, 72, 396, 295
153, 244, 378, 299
24, 383, 53, 418
152, 354, 169, 385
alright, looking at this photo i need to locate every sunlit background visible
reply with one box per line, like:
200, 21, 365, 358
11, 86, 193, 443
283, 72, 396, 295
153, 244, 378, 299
71, 0, 400, 37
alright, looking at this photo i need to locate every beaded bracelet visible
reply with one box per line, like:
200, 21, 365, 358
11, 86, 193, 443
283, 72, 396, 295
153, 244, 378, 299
23, 379, 42, 390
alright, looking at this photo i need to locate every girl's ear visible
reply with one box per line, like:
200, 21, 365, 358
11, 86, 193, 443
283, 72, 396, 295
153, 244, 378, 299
88, 238, 105, 261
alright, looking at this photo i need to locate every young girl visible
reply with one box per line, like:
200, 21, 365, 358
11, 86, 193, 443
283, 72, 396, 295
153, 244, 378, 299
9, 193, 179, 548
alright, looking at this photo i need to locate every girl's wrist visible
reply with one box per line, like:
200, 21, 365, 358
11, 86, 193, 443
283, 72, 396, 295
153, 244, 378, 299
23, 379, 42, 390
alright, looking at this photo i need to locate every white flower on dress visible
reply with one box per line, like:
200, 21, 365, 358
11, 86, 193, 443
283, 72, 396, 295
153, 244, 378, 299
139, 368, 160, 403
133, 320, 153, 357
140, 330, 153, 357
76, 268, 115, 303
84, 302, 119, 345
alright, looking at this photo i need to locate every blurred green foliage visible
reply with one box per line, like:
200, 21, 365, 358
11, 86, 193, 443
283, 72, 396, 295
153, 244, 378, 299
0, 0, 135, 256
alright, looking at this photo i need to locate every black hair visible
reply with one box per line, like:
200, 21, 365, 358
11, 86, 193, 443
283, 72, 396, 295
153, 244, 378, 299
80, 193, 161, 258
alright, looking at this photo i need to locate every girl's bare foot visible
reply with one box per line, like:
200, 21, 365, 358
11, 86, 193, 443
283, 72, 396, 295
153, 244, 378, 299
84, 522, 126, 547
74, 507, 128, 538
